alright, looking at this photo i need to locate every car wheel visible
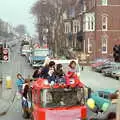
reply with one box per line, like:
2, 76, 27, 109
116, 77, 119, 80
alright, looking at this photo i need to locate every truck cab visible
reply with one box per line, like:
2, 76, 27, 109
31, 77, 87, 120
30, 48, 49, 68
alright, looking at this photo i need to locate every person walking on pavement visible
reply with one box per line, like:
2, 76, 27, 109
16, 73, 24, 94
22, 84, 31, 119
81, 66, 84, 71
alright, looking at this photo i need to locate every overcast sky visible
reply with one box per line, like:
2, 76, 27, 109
0, 0, 37, 35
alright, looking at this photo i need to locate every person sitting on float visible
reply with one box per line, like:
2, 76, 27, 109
47, 61, 56, 83
55, 64, 65, 84
66, 61, 81, 86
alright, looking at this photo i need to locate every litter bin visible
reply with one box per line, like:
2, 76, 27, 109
6, 76, 12, 89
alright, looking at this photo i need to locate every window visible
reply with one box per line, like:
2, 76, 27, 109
101, 0, 108, 6
41, 88, 85, 108
99, 92, 104, 97
84, 13, 95, 31
65, 22, 71, 33
91, 16, 94, 30
88, 38, 92, 53
101, 35, 108, 54
103, 94, 109, 99
89, 0, 95, 9
73, 20, 80, 33
102, 15, 108, 31
88, 17, 91, 30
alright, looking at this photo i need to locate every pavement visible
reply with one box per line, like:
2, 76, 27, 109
0, 43, 33, 119
0, 88, 16, 116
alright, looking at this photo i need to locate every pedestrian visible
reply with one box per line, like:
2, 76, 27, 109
22, 84, 31, 119
16, 73, 24, 95
81, 66, 84, 71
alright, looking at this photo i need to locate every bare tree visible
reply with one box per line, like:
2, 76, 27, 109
31, 0, 77, 56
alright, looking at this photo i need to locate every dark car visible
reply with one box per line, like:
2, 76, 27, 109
111, 69, 120, 80
95, 63, 113, 73
91, 58, 112, 70
102, 67, 120, 77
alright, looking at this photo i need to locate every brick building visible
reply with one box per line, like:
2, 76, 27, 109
63, 0, 82, 50
83, 0, 120, 60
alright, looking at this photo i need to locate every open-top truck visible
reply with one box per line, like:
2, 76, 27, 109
29, 60, 89, 120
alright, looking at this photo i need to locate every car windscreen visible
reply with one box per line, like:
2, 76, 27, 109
34, 50, 49, 56
40, 87, 85, 108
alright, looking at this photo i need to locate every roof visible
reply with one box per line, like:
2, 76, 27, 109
97, 88, 118, 94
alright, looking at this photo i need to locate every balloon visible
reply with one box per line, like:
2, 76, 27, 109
101, 102, 110, 112
87, 98, 95, 105
87, 98, 95, 109
88, 102, 95, 109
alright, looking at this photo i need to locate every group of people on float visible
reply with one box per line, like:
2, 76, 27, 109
15, 59, 78, 118
32, 59, 77, 84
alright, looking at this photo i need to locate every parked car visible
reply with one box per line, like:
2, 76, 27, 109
89, 89, 118, 119
94, 63, 113, 73
91, 89, 118, 109
102, 64, 120, 77
91, 60, 112, 70
102, 67, 117, 77
111, 69, 120, 80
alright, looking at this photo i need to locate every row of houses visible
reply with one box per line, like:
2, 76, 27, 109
35, 0, 120, 60
62, 0, 120, 60
0, 19, 17, 37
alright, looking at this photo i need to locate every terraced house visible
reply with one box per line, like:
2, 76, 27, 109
84, 0, 120, 60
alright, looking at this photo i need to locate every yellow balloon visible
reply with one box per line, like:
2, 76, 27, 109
87, 98, 95, 109
87, 98, 95, 105
88, 103, 95, 109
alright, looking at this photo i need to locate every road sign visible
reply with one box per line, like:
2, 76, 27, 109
3, 49, 8, 54
3, 55, 8, 61
3, 48, 9, 62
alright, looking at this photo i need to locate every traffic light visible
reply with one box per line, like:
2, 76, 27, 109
113, 45, 120, 62
2, 48, 9, 62
0, 45, 3, 60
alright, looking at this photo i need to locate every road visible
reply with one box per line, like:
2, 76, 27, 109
80, 67, 120, 91
0, 42, 120, 120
